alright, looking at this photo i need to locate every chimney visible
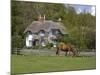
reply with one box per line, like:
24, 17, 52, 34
38, 14, 45, 22
38, 14, 42, 21
43, 14, 45, 20
58, 18, 62, 22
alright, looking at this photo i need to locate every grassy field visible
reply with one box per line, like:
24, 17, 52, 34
11, 55, 96, 74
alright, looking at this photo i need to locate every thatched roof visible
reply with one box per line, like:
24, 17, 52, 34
24, 20, 68, 34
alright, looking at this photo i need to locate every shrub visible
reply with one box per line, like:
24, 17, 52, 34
46, 43, 53, 49
12, 35, 25, 54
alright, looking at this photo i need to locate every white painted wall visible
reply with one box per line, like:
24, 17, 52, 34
26, 34, 33, 47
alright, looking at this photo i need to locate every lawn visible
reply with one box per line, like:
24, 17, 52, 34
11, 55, 96, 74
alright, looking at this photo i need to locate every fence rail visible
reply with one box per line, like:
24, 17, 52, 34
12, 48, 22, 55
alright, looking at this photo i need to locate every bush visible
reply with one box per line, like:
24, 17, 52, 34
46, 43, 53, 49
12, 35, 24, 51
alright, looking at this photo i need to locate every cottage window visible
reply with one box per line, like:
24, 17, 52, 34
39, 30, 45, 36
51, 29, 61, 35
27, 31, 32, 34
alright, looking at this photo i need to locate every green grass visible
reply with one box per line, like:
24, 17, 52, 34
11, 55, 96, 74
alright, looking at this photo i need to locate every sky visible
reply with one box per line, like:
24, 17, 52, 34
72, 5, 96, 16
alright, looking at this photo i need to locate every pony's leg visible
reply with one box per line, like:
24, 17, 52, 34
56, 48, 59, 56
72, 50, 76, 56
65, 51, 68, 56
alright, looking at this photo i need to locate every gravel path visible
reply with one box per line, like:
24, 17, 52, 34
18, 49, 96, 56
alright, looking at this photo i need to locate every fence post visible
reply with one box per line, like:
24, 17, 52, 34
16, 48, 21, 55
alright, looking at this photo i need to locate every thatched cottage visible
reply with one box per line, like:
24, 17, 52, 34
24, 15, 68, 47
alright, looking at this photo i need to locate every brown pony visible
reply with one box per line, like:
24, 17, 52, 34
56, 42, 77, 56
